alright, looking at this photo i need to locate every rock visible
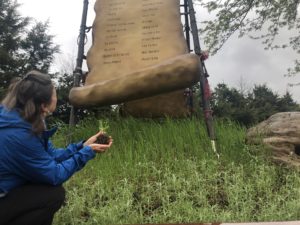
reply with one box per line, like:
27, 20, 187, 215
246, 112, 300, 167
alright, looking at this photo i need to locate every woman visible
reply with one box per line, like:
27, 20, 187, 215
0, 70, 113, 225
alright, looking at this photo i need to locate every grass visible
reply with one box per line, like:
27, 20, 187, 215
52, 117, 300, 225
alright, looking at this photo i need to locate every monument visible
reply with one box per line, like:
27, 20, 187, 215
69, 0, 201, 117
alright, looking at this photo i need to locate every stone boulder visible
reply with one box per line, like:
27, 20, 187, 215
246, 112, 300, 167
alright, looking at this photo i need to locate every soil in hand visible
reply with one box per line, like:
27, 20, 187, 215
96, 133, 110, 144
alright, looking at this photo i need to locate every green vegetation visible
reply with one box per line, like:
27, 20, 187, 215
0, 0, 59, 88
52, 117, 300, 225
210, 83, 299, 127
98, 119, 109, 132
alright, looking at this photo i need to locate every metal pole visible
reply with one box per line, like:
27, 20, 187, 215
183, 0, 191, 51
181, 0, 194, 115
187, 0, 219, 158
69, 0, 89, 126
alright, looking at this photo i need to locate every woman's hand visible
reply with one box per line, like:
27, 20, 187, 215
89, 138, 113, 153
83, 131, 113, 153
83, 131, 104, 146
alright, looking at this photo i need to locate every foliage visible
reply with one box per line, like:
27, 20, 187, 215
98, 119, 109, 132
197, 0, 300, 74
51, 72, 74, 124
211, 83, 299, 126
0, 0, 29, 88
20, 20, 59, 73
211, 83, 250, 124
52, 117, 300, 224
0, 0, 59, 98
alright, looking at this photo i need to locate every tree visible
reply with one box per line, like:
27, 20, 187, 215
0, 0, 59, 92
247, 84, 280, 122
197, 0, 300, 74
20, 21, 59, 74
277, 91, 299, 112
0, 0, 29, 87
211, 83, 254, 126
211, 83, 299, 126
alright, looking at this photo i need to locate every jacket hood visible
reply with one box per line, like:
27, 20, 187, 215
0, 105, 31, 130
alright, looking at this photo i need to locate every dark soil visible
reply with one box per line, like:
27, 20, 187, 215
96, 133, 110, 144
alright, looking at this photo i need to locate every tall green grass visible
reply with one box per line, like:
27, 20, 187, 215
52, 117, 300, 225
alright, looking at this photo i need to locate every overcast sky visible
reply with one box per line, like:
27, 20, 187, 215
17, 0, 300, 102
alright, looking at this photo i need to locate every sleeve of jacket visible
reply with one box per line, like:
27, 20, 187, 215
5, 131, 96, 185
46, 140, 85, 162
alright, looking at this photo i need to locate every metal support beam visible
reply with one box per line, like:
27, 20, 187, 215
69, 0, 89, 126
184, 0, 218, 157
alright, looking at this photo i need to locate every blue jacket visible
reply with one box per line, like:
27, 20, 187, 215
0, 105, 96, 196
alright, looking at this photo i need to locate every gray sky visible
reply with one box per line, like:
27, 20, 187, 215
18, 0, 300, 102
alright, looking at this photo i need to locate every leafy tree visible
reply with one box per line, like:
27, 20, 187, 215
197, 0, 300, 74
211, 83, 254, 126
0, 0, 59, 93
20, 21, 59, 74
211, 83, 299, 126
277, 91, 299, 112
51, 72, 74, 123
0, 0, 29, 87
247, 84, 280, 122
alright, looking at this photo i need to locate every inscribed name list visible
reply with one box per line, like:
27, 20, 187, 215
86, 0, 187, 85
